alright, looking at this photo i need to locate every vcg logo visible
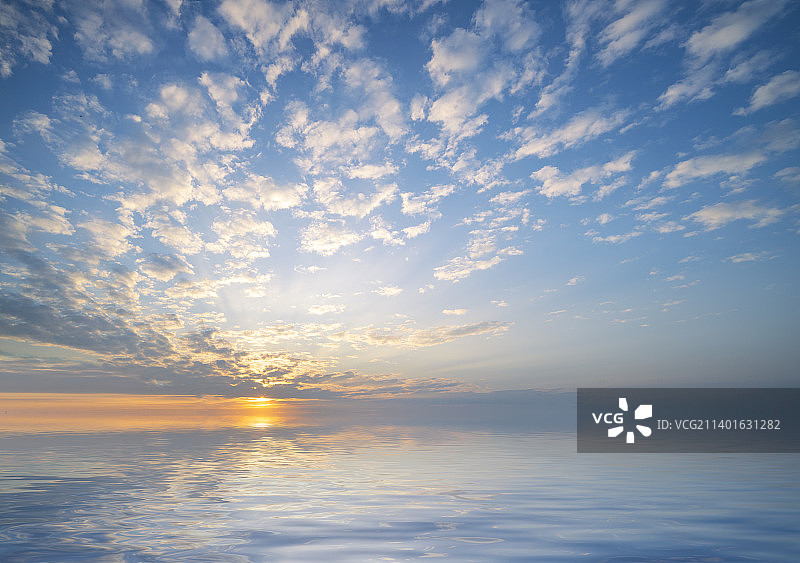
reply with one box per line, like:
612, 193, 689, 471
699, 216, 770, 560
592, 397, 653, 444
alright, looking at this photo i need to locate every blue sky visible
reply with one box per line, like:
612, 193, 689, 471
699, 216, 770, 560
0, 0, 798, 398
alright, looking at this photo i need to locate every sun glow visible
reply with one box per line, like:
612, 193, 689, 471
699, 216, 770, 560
0, 394, 306, 434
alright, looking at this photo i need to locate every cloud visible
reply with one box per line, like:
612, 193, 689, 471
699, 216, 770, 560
434, 255, 503, 282
138, 253, 194, 282
308, 304, 345, 315
223, 174, 307, 211
727, 251, 775, 263
79, 218, 136, 258
658, 0, 787, 109
144, 212, 204, 254
591, 230, 642, 244
373, 285, 403, 297
531, 152, 634, 198
664, 152, 766, 188
300, 221, 362, 256
206, 211, 277, 261
597, 0, 667, 66
443, 308, 467, 316
276, 101, 384, 175
422, 0, 539, 140
510, 109, 628, 160
474, 0, 538, 52
312, 177, 396, 218
188, 16, 227, 61
344, 59, 406, 140
686, 0, 786, 63
686, 200, 784, 230
400, 184, 455, 216
402, 221, 431, 239
736, 70, 800, 115
0, 0, 58, 77
334, 320, 512, 350
775, 167, 800, 185
70, 0, 158, 62
427, 29, 485, 87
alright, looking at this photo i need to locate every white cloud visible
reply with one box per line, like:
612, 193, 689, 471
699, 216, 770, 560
402, 221, 431, 239
664, 152, 766, 188
346, 162, 397, 180
591, 230, 642, 244
474, 0, 538, 52
373, 285, 403, 297
369, 216, 404, 246
657, 65, 718, 109
410, 94, 427, 121
276, 101, 382, 174
510, 109, 628, 159
426, 28, 484, 87
218, 0, 293, 54
144, 213, 204, 254
0, 0, 58, 77
207, 212, 277, 261
223, 174, 306, 211
300, 221, 362, 256
686, 200, 784, 230
434, 255, 503, 282
736, 70, 800, 115
686, 0, 786, 63
71, 0, 156, 61
335, 320, 512, 349
490, 190, 530, 206
312, 177, 396, 218
442, 308, 467, 316
775, 167, 800, 185
138, 253, 194, 282
308, 304, 345, 315
344, 59, 406, 140
79, 218, 135, 258
727, 251, 775, 263
597, 0, 667, 66
658, 0, 787, 109
531, 152, 634, 198
400, 184, 455, 216
188, 16, 227, 61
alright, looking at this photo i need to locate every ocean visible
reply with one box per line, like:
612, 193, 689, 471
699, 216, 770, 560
1, 394, 797, 562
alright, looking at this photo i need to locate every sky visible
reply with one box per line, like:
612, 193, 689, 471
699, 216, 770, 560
0, 0, 798, 399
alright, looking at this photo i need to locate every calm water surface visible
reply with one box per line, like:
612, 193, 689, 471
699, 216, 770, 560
0, 395, 797, 562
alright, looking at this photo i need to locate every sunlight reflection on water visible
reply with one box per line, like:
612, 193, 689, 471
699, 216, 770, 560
0, 394, 798, 561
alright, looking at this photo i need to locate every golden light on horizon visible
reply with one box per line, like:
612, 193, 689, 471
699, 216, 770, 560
0, 393, 311, 434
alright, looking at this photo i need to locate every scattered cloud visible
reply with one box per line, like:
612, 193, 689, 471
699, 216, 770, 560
664, 152, 767, 188
686, 200, 784, 230
510, 109, 628, 160
442, 308, 467, 315
188, 16, 228, 61
735, 70, 800, 115
373, 285, 403, 297
531, 152, 634, 198
138, 253, 194, 282
300, 221, 362, 256
597, 0, 668, 67
727, 250, 775, 263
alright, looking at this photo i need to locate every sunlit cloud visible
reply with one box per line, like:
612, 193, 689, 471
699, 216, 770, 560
0, 0, 797, 397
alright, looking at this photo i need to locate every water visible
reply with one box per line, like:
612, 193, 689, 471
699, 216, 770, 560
1, 395, 798, 561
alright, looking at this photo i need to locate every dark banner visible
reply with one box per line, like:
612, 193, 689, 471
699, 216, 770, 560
577, 388, 800, 453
